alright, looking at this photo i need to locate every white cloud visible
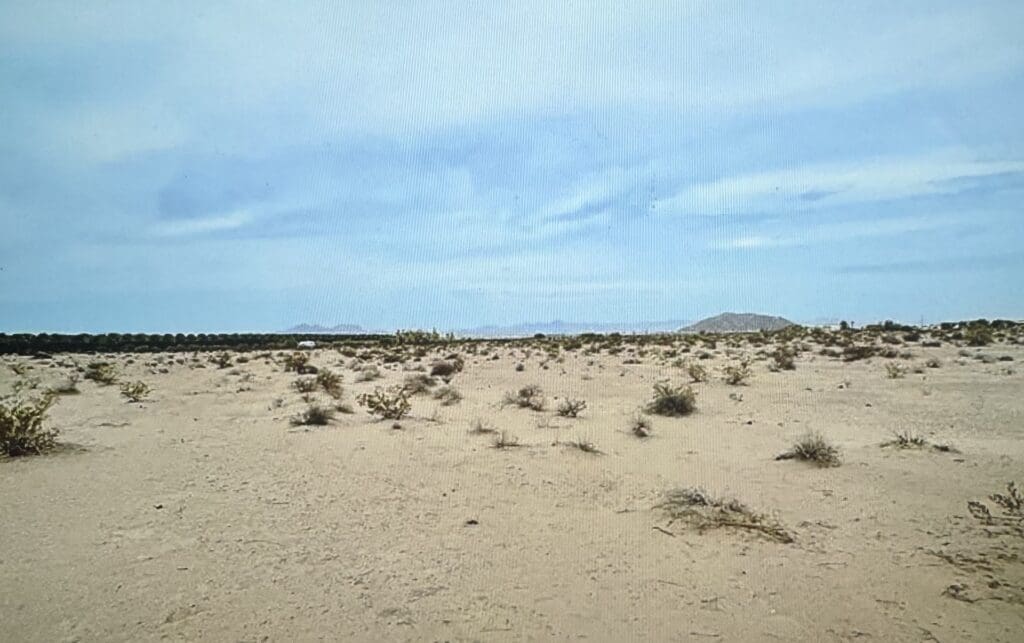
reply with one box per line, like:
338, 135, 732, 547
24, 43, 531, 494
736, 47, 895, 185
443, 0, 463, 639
711, 214, 964, 250
661, 154, 1024, 216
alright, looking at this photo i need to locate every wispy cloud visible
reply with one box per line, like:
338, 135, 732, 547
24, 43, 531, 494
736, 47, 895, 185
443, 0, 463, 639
710, 215, 967, 250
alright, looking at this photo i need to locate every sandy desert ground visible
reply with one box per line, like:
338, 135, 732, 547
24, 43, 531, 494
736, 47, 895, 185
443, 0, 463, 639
1, 332, 1023, 642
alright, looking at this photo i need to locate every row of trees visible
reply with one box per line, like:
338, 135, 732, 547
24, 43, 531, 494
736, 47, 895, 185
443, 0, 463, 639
0, 332, 392, 355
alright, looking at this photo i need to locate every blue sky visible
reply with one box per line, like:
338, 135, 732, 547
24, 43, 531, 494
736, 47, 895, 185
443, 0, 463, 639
2, 1, 1023, 333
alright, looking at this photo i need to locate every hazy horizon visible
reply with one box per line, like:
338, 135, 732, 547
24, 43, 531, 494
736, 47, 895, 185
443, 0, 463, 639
3, 2, 1024, 333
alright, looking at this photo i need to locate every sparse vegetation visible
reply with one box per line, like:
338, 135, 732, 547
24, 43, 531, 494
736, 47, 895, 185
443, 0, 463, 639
84, 361, 118, 385
722, 360, 752, 385
50, 374, 80, 395
881, 429, 927, 449
355, 365, 382, 382
1, 393, 59, 457
119, 380, 151, 402
292, 377, 318, 393
646, 382, 697, 417
654, 487, 793, 543
283, 352, 315, 374
290, 403, 335, 426
503, 384, 545, 411
769, 348, 796, 371
316, 369, 344, 398
629, 412, 653, 438
885, 362, 907, 379
402, 373, 437, 395
686, 362, 708, 383
556, 398, 587, 418
776, 431, 841, 467
432, 385, 462, 406
469, 418, 497, 434
564, 437, 601, 454
357, 386, 411, 420
211, 352, 233, 369
491, 430, 521, 449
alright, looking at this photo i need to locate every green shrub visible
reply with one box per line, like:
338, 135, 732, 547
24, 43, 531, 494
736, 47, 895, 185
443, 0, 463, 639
1, 394, 59, 456
646, 382, 697, 417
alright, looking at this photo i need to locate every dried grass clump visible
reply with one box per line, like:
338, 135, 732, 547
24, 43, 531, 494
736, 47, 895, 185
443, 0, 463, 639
491, 430, 522, 449
629, 412, 653, 438
355, 365, 382, 382
432, 385, 462, 406
50, 373, 80, 395
119, 380, 151, 402
210, 352, 233, 369
503, 384, 546, 411
686, 362, 708, 383
290, 403, 335, 426
881, 429, 927, 449
967, 482, 1023, 538
283, 352, 315, 374
469, 418, 497, 434
655, 487, 794, 543
722, 360, 752, 385
776, 431, 841, 467
357, 386, 411, 420
564, 437, 601, 454
885, 362, 907, 379
316, 369, 343, 398
646, 382, 697, 417
402, 373, 437, 395
84, 361, 118, 385
556, 398, 587, 418
768, 348, 796, 371
429, 357, 464, 379
292, 377, 318, 394
1, 393, 59, 457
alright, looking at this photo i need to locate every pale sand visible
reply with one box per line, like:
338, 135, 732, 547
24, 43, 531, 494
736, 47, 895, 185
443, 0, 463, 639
1, 340, 1022, 641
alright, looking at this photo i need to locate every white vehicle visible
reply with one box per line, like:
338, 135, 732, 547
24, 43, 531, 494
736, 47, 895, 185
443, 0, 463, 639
297, 340, 316, 349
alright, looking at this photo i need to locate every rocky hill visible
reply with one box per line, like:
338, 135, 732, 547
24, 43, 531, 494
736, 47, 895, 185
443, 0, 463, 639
681, 313, 794, 333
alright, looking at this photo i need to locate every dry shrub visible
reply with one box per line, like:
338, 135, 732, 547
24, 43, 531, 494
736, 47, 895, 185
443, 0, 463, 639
469, 418, 497, 434
402, 373, 437, 395
723, 360, 752, 385
316, 369, 343, 398
1, 394, 59, 456
84, 361, 118, 385
655, 487, 793, 543
881, 429, 927, 449
491, 430, 521, 449
432, 385, 462, 406
119, 380, 151, 402
776, 431, 841, 467
355, 365, 382, 382
290, 403, 335, 426
357, 386, 411, 419
629, 412, 653, 438
503, 384, 545, 411
686, 362, 708, 383
646, 382, 697, 417
885, 362, 907, 379
556, 398, 587, 418
292, 377, 318, 394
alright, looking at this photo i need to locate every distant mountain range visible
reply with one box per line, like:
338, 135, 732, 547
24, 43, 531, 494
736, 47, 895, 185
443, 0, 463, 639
283, 313, 794, 337
282, 323, 367, 334
680, 312, 795, 333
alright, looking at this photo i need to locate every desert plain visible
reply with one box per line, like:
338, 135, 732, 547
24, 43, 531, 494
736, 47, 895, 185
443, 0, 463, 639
1, 326, 1022, 642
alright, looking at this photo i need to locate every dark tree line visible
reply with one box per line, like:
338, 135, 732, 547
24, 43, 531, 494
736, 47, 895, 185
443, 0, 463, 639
0, 333, 392, 355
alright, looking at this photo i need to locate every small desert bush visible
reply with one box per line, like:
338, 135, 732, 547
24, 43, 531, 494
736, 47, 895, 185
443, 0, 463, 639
283, 352, 312, 373
925, 357, 942, 368
429, 357, 464, 379
646, 382, 697, 417
84, 361, 118, 385
769, 348, 796, 371
50, 373, 80, 395
722, 360, 752, 385
1, 394, 59, 456
964, 326, 993, 347
556, 398, 587, 418
967, 482, 1023, 538
882, 429, 927, 449
629, 412, 653, 438
402, 373, 437, 395
432, 385, 462, 406
119, 380, 151, 402
469, 418, 497, 434
316, 369, 343, 398
503, 384, 545, 411
210, 352, 233, 369
776, 432, 841, 467
655, 487, 793, 543
491, 430, 522, 449
290, 403, 335, 426
357, 386, 411, 420
885, 362, 907, 379
686, 362, 708, 383
292, 377, 318, 394
355, 365, 382, 382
